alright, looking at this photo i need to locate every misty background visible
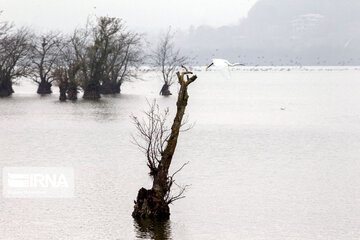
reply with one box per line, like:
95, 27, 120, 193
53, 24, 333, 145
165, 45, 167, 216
176, 0, 360, 65
1, 0, 360, 66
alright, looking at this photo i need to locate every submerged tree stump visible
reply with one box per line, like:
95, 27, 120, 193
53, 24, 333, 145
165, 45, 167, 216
132, 67, 197, 220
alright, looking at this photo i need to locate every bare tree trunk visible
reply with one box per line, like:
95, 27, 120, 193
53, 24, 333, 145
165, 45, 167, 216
83, 83, 101, 100
159, 83, 172, 96
67, 87, 78, 101
0, 78, 14, 97
37, 80, 52, 94
114, 81, 121, 94
100, 81, 121, 94
100, 80, 113, 94
59, 85, 67, 101
132, 69, 197, 220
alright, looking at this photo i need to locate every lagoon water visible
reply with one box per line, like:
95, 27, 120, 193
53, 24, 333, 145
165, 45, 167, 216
1, 67, 360, 239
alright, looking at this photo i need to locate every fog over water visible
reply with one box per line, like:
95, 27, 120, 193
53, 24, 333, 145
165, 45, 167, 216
1, 68, 360, 239
0, 0, 359, 238
177, 0, 360, 65
2, 1, 358, 65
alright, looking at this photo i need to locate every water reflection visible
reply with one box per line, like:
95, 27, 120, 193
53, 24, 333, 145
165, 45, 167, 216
59, 98, 120, 122
134, 219, 172, 240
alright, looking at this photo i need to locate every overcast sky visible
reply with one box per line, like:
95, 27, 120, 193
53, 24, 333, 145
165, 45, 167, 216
2, 0, 356, 65
0, 0, 257, 32
176, 0, 360, 65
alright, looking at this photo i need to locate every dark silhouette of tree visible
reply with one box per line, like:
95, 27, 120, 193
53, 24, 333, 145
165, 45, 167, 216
132, 66, 197, 220
152, 28, 187, 96
70, 20, 100, 100
70, 16, 143, 99
0, 24, 31, 97
100, 30, 143, 94
53, 67, 68, 101
55, 37, 81, 101
29, 32, 63, 94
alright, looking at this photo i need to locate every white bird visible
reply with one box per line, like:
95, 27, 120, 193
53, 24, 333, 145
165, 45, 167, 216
344, 38, 352, 48
206, 58, 245, 79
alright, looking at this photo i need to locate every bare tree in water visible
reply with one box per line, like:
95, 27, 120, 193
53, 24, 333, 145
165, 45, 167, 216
29, 32, 63, 94
53, 67, 69, 101
132, 66, 197, 220
53, 36, 83, 101
0, 22, 32, 97
152, 28, 187, 96
70, 19, 101, 100
101, 30, 143, 94
71, 16, 143, 99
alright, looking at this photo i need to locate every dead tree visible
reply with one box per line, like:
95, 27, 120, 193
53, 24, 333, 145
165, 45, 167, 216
132, 66, 197, 220
29, 32, 62, 94
152, 28, 187, 96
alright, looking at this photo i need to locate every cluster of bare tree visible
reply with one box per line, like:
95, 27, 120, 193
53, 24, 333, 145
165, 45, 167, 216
1, 13, 196, 220
0, 15, 144, 100
0, 14, 188, 102
67, 17, 144, 99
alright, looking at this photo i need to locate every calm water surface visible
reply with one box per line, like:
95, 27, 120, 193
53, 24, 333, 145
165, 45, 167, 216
1, 68, 360, 239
